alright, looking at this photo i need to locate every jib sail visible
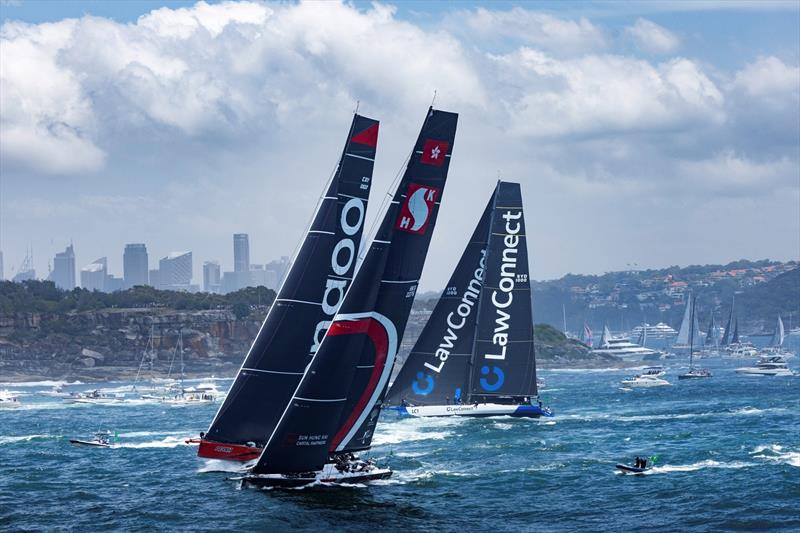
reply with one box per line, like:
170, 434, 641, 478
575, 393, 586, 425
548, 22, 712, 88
201, 114, 379, 453
252, 107, 458, 474
385, 193, 494, 406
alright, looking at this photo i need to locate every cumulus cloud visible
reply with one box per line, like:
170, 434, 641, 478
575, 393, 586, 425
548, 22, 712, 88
0, 1, 485, 175
449, 7, 606, 55
489, 48, 723, 137
624, 18, 680, 54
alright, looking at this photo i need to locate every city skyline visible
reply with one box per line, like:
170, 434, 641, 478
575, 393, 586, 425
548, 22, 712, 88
1, 1, 798, 292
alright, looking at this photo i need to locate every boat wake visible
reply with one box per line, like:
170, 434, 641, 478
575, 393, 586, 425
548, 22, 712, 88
0, 434, 54, 445
750, 445, 800, 467
197, 459, 255, 473
372, 418, 458, 446
647, 459, 753, 474
113, 436, 192, 449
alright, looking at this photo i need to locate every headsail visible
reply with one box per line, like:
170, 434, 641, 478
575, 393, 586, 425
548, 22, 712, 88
385, 193, 493, 406
599, 325, 611, 347
201, 114, 379, 453
468, 182, 537, 401
721, 297, 735, 346
251, 107, 458, 474
770, 315, 785, 347
704, 313, 717, 347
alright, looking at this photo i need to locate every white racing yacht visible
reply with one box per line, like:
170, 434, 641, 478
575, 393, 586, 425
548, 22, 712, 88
735, 356, 793, 376
384, 181, 551, 419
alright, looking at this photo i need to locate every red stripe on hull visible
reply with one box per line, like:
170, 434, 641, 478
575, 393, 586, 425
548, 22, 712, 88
196, 440, 262, 461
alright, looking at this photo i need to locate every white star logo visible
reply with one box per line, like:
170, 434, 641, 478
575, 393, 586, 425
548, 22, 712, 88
430, 145, 441, 159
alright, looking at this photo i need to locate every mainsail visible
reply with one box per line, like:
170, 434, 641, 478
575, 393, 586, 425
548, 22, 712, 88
251, 107, 458, 474
770, 315, 785, 347
384, 192, 493, 406
583, 323, 593, 348
731, 319, 740, 344
200, 114, 379, 454
468, 182, 537, 401
675, 293, 693, 346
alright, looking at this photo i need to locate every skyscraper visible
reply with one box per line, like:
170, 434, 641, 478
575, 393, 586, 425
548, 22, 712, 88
51, 244, 76, 290
81, 257, 107, 291
123, 243, 149, 288
159, 251, 192, 290
233, 233, 250, 273
203, 261, 221, 293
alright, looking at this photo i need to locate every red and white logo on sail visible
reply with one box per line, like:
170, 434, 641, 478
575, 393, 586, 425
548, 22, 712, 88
395, 183, 439, 234
420, 139, 449, 167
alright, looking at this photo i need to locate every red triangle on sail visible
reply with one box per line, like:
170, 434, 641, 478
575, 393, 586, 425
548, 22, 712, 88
351, 123, 379, 147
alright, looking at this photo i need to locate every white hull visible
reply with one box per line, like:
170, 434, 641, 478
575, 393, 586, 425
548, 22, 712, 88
620, 377, 671, 388
735, 367, 793, 376
398, 402, 551, 418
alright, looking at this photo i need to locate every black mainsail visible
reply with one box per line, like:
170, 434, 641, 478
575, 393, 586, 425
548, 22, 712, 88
721, 296, 735, 346
468, 182, 537, 401
250, 107, 458, 475
199, 114, 379, 459
384, 194, 492, 406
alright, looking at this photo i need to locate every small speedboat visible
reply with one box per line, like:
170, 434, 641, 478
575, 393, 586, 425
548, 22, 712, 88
620, 374, 671, 388
69, 431, 113, 447
0, 390, 21, 408
65, 390, 121, 404
616, 463, 652, 475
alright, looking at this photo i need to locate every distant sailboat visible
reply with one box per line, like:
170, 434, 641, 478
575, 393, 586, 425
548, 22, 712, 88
761, 315, 794, 358
678, 297, 712, 379
673, 293, 701, 351
197, 113, 379, 461
720, 296, 735, 347
239, 107, 458, 488
583, 322, 594, 348
385, 181, 550, 418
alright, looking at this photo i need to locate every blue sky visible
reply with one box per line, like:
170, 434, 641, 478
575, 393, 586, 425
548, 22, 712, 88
1, 1, 798, 287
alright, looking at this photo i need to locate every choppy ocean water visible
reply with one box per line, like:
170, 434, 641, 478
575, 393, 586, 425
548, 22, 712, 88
2, 356, 799, 532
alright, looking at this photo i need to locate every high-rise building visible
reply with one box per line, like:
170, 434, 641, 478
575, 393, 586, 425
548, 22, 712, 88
0, 250, 4, 280
81, 257, 107, 291
159, 251, 192, 290
203, 261, 221, 293
123, 243, 149, 288
149, 269, 161, 290
51, 244, 76, 290
233, 233, 250, 273
13, 248, 36, 283
265, 256, 291, 288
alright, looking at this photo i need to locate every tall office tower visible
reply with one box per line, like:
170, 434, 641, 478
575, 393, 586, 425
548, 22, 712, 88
203, 261, 221, 293
81, 257, 107, 291
159, 251, 192, 290
0, 250, 4, 280
233, 233, 250, 273
51, 244, 76, 290
123, 243, 149, 288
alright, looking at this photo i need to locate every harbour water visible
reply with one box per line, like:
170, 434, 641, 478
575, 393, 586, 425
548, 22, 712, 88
2, 355, 798, 531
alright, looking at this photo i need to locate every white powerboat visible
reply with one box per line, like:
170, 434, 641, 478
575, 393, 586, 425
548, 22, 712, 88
726, 343, 759, 358
593, 327, 664, 360
620, 374, 671, 388
65, 389, 122, 404
69, 431, 113, 447
735, 356, 793, 376
0, 390, 21, 408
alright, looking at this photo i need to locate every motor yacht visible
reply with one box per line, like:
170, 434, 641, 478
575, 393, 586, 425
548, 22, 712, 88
0, 390, 21, 408
735, 356, 793, 376
620, 373, 671, 388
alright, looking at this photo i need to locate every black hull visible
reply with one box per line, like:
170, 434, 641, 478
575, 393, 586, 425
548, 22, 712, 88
615, 464, 650, 474
241, 469, 393, 489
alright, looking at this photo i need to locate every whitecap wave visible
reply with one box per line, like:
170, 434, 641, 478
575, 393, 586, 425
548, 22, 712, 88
0, 434, 53, 445
197, 459, 255, 473
750, 444, 800, 467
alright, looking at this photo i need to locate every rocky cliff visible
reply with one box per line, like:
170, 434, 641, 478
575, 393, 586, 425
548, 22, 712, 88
0, 308, 265, 382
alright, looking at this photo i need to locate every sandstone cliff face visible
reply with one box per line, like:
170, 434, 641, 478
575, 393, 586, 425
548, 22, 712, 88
0, 308, 265, 380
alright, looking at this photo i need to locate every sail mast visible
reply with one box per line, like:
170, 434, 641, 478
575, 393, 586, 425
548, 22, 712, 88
688, 296, 695, 369
464, 183, 501, 403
